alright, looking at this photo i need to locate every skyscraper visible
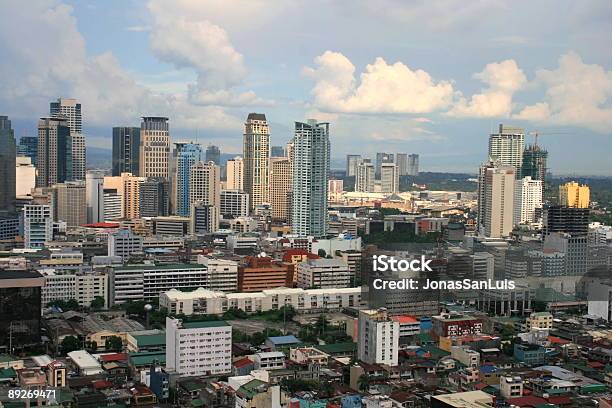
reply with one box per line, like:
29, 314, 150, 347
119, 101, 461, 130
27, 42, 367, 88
205, 144, 221, 164
226, 157, 244, 191
521, 144, 547, 183
139, 178, 169, 217
380, 163, 399, 194
112, 127, 141, 176
270, 157, 291, 221
23, 204, 53, 248
407, 154, 420, 176
559, 181, 590, 208
189, 161, 220, 211
395, 153, 408, 176
513, 176, 542, 226
140, 117, 170, 179
171, 143, 202, 216
243, 113, 270, 209
478, 162, 515, 238
0, 116, 16, 216
488, 124, 524, 178
51, 181, 87, 227
37, 117, 72, 187
15, 157, 36, 197
291, 120, 330, 238
104, 172, 146, 220
50, 98, 85, 180
17, 136, 38, 166
191, 203, 219, 234
346, 154, 362, 177
86, 170, 105, 223
355, 162, 375, 192
375, 152, 394, 178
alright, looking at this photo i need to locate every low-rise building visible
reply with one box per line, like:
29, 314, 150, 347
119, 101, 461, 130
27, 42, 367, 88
296, 258, 352, 289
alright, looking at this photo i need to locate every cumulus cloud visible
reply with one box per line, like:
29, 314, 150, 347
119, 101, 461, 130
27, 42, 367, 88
514, 52, 612, 132
304, 51, 454, 114
0, 0, 242, 130
447, 59, 526, 118
147, 0, 271, 107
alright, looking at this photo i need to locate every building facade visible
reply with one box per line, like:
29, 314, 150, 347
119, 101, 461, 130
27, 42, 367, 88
139, 117, 170, 179
112, 127, 141, 176
270, 157, 291, 221
171, 142, 202, 216
243, 113, 270, 209
37, 117, 72, 187
50, 98, 85, 181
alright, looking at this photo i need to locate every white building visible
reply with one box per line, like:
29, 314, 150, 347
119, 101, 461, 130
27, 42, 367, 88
500, 376, 523, 399
220, 190, 249, 218
328, 179, 344, 194
15, 156, 36, 196
291, 120, 330, 238
111, 263, 209, 304
86, 170, 105, 224
103, 188, 122, 221
107, 229, 143, 262
23, 204, 53, 249
296, 258, 352, 289
478, 163, 515, 238
355, 161, 375, 193
67, 350, 103, 376
139, 117, 170, 179
226, 156, 244, 191
358, 309, 399, 367
253, 352, 285, 370
451, 345, 481, 368
165, 317, 232, 376
310, 235, 362, 256
196, 256, 238, 292
513, 176, 542, 226
488, 124, 524, 174
243, 113, 270, 209
40, 269, 108, 308
380, 162, 399, 194
159, 286, 363, 316
190, 161, 220, 211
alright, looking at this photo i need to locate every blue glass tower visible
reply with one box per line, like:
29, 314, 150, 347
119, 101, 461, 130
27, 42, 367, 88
173, 142, 202, 216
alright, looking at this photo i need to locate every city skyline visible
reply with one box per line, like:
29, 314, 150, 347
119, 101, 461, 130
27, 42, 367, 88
1, 1, 611, 175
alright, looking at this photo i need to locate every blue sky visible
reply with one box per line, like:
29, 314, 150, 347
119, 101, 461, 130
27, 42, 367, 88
1, 0, 611, 174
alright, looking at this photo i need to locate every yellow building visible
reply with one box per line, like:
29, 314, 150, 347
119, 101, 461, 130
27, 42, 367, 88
559, 181, 590, 208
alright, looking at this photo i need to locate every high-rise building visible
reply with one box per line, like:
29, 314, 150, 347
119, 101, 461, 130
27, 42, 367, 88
50, 98, 85, 181
478, 163, 515, 238
205, 144, 220, 164
139, 178, 169, 218
355, 161, 375, 192
521, 144, 547, 183
243, 113, 270, 209
220, 190, 249, 218
190, 161, 220, 211
271, 145, 285, 158
542, 205, 589, 237
191, 203, 219, 234
139, 117, 170, 179
15, 156, 36, 197
37, 117, 72, 187
0, 116, 16, 217
395, 153, 408, 176
86, 170, 105, 223
488, 124, 524, 178
291, 120, 330, 238
104, 172, 146, 220
52, 181, 87, 227
380, 162, 399, 194
171, 142, 203, 217
103, 188, 122, 221
165, 318, 232, 377
375, 152, 394, 178
18, 136, 38, 166
407, 154, 420, 176
358, 308, 399, 367
559, 181, 590, 208
513, 176, 542, 226
346, 154, 362, 177
112, 127, 140, 176
328, 179, 343, 194
23, 204, 53, 248
225, 157, 244, 191
270, 157, 291, 221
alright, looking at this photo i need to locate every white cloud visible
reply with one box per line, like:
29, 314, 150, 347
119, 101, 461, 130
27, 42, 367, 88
514, 52, 612, 133
0, 0, 242, 131
448, 59, 526, 118
147, 0, 271, 107
304, 51, 454, 114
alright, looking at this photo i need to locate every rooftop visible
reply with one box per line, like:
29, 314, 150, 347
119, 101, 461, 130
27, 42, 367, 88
267, 335, 301, 345
181, 320, 229, 329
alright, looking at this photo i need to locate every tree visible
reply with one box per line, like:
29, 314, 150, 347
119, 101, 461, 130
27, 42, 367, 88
61, 336, 80, 354
85, 340, 98, 353
317, 249, 327, 258
105, 336, 123, 352
357, 374, 370, 393
90, 296, 105, 310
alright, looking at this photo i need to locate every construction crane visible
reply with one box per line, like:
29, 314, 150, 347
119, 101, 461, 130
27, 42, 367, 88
527, 130, 569, 147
